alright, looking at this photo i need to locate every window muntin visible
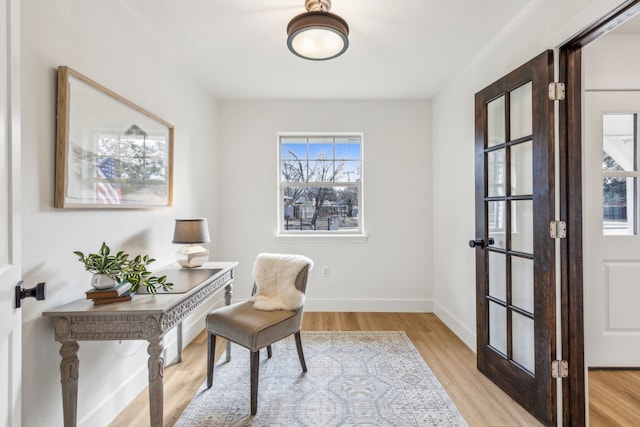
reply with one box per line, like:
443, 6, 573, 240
278, 134, 363, 235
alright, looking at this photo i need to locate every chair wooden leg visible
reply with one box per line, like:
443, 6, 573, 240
250, 350, 259, 415
294, 331, 307, 372
207, 333, 216, 388
267, 345, 272, 358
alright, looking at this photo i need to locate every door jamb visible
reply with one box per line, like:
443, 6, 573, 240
559, 0, 640, 424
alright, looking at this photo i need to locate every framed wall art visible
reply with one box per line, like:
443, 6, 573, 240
54, 66, 174, 208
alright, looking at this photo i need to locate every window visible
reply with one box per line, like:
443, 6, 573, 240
278, 133, 363, 236
602, 113, 637, 235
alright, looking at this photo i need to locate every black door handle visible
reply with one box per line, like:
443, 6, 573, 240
468, 238, 494, 248
15, 281, 46, 308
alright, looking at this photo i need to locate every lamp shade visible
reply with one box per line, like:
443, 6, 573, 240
287, 8, 349, 60
172, 218, 210, 244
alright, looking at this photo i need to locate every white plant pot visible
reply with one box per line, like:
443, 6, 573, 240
91, 273, 117, 289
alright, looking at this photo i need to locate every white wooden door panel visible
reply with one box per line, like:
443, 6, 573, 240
584, 91, 640, 367
0, 0, 22, 425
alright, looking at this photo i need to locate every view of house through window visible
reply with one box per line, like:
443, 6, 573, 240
278, 134, 362, 234
602, 113, 637, 235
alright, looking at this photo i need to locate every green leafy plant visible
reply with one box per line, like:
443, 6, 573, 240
74, 242, 173, 294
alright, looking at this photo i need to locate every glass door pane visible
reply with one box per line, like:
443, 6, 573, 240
489, 252, 506, 301
512, 256, 534, 313
511, 141, 533, 196
488, 149, 506, 197
489, 302, 507, 355
488, 201, 506, 248
512, 312, 535, 373
511, 200, 533, 254
510, 82, 533, 140
488, 96, 506, 147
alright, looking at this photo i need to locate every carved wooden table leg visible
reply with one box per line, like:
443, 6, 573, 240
147, 338, 164, 427
224, 283, 233, 362
59, 341, 79, 427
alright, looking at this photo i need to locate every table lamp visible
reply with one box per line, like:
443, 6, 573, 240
172, 218, 210, 268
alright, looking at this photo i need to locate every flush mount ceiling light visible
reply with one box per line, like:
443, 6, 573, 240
287, 0, 349, 61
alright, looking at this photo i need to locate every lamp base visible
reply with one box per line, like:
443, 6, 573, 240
176, 245, 209, 268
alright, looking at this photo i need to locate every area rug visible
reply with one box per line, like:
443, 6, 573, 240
175, 331, 468, 426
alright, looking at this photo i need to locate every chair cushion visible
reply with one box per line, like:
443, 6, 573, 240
206, 301, 301, 351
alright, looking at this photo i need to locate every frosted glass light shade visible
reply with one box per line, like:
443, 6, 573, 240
287, 11, 349, 60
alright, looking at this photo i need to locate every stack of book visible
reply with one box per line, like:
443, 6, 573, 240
86, 282, 132, 305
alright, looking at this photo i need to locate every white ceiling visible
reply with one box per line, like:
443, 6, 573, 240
122, 0, 532, 99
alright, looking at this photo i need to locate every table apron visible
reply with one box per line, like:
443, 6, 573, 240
52, 271, 233, 342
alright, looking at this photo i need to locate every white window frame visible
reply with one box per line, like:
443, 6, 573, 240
276, 132, 367, 241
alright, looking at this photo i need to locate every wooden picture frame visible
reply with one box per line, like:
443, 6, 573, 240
54, 66, 174, 208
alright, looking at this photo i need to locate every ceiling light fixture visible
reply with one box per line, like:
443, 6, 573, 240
287, 0, 349, 61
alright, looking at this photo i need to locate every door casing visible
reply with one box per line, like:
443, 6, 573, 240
559, 0, 640, 424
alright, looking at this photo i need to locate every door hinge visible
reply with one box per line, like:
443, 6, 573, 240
550, 220, 567, 239
548, 82, 565, 101
551, 360, 569, 378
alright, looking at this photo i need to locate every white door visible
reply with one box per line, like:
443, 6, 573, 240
0, 0, 22, 425
584, 90, 640, 367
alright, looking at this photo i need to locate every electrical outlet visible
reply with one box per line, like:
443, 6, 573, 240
322, 267, 330, 278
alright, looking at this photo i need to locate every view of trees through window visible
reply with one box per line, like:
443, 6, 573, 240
279, 135, 362, 233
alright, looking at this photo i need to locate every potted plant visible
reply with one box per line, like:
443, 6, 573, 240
74, 242, 173, 294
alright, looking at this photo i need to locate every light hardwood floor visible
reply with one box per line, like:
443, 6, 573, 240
109, 312, 542, 426
588, 369, 640, 426
110, 312, 640, 427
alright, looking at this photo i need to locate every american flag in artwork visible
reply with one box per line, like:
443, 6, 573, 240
96, 157, 122, 204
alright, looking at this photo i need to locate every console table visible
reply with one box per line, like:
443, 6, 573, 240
43, 261, 237, 427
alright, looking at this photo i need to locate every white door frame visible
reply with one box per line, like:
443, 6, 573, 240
0, 0, 22, 425
558, 0, 640, 423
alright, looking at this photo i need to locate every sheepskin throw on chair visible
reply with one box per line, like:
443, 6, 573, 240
248, 253, 313, 311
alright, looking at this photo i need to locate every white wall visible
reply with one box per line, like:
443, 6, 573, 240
20, 1, 220, 426
584, 34, 640, 89
217, 100, 433, 312
432, 0, 624, 351
17, 0, 630, 424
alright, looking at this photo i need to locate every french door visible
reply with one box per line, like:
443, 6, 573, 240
473, 50, 557, 425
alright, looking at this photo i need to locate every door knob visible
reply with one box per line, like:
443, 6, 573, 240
468, 238, 495, 248
15, 281, 46, 308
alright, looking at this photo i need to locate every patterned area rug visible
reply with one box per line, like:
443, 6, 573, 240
176, 331, 468, 426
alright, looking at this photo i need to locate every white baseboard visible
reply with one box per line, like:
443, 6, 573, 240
433, 301, 476, 352
304, 298, 433, 312
80, 361, 148, 427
